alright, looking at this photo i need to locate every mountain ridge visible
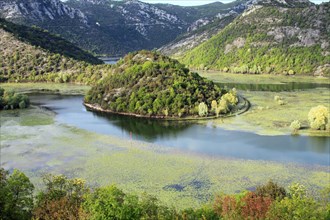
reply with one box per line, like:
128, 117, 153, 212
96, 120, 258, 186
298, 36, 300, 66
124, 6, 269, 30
179, 1, 330, 76
0, 0, 255, 55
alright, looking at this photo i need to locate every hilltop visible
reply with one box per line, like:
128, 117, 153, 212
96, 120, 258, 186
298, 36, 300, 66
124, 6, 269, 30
179, 1, 330, 76
84, 51, 240, 118
0, 19, 106, 84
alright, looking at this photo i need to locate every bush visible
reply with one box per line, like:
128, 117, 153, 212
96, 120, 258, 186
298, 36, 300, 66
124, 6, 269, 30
308, 105, 329, 130
241, 192, 273, 220
290, 120, 301, 132
0, 87, 30, 110
222, 91, 238, 106
274, 95, 282, 101
256, 180, 287, 200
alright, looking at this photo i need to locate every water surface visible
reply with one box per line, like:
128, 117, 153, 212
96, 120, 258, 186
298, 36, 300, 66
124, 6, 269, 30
29, 94, 330, 166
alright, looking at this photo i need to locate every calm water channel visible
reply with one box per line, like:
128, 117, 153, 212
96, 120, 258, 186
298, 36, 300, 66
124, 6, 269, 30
29, 94, 330, 166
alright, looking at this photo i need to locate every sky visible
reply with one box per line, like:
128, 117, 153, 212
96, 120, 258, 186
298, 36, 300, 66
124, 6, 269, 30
140, 0, 328, 6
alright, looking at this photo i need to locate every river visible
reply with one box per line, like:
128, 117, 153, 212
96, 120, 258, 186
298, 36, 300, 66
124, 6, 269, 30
28, 93, 330, 166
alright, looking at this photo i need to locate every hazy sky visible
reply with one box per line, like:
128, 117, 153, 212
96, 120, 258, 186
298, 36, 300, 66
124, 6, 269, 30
140, 0, 327, 6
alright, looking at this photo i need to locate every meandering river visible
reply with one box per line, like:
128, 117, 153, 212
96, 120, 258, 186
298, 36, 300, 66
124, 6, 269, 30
29, 93, 330, 166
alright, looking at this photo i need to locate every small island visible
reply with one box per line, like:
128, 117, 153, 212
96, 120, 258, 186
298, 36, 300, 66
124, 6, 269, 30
84, 51, 245, 119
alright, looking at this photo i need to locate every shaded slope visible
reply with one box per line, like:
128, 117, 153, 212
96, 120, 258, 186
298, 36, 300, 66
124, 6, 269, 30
0, 19, 107, 84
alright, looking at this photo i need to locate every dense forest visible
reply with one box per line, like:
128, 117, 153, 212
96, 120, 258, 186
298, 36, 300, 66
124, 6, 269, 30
1, 168, 329, 220
85, 51, 239, 118
181, 3, 330, 76
0, 18, 110, 84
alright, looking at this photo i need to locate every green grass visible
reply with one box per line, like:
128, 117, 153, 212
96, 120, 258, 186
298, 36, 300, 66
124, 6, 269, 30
1, 83, 90, 95
197, 71, 330, 136
198, 70, 330, 85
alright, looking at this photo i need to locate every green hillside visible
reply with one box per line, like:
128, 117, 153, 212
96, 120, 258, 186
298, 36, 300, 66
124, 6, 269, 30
180, 2, 330, 76
85, 51, 238, 118
0, 18, 108, 84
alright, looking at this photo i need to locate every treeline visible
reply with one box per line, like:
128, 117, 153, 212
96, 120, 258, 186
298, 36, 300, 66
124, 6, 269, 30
85, 51, 238, 118
1, 168, 329, 220
0, 87, 29, 110
181, 5, 330, 76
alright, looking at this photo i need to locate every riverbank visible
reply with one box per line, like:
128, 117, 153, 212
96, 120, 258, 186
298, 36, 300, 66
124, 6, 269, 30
2, 82, 329, 136
195, 71, 330, 137
84, 95, 250, 121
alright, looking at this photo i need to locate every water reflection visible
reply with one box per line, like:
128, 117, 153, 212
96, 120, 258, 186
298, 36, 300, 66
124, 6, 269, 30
90, 111, 193, 141
28, 94, 330, 166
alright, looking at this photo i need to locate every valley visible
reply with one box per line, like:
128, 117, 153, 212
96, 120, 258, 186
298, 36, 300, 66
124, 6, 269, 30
0, 0, 329, 219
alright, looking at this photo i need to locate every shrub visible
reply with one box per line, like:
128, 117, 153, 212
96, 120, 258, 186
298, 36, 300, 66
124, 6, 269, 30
0, 88, 30, 110
255, 180, 287, 201
274, 95, 282, 101
290, 120, 301, 132
241, 192, 273, 220
288, 69, 295, 75
222, 91, 238, 106
308, 105, 329, 130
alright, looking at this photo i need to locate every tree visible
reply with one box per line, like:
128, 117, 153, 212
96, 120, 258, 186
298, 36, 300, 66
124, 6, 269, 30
241, 192, 273, 220
290, 120, 301, 133
211, 100, 218, 115
267, 183, 325, 220
1, 169, 34, 220
255, 180, 287, 201
198, 102, 208, 117
33, 174, 88, 220
83, 185, 140, 220
308, 105, 329, 130
218, 98, 229, 114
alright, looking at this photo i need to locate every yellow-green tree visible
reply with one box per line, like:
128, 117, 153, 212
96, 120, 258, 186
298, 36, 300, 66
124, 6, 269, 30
308, 105, 329, 130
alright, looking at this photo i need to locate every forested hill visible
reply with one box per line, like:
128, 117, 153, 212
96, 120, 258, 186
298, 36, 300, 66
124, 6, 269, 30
85, 51, 239, 118
0, 18, 101, 64
0, 19, 107, 84
180, 1, 330, 76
